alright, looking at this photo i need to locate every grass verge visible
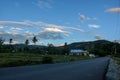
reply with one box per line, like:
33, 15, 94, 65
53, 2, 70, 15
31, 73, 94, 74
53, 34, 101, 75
0, 53, 94, 67
113, 57, 120, 65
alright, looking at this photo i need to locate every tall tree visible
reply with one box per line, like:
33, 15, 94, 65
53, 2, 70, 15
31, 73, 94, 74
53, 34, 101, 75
64, 42, 67, 47
63, 42, 69, 55
0, 37, 4, 45
25, 39, 29, 52
9, 38, 13, 45
47, 43, 56, 54
32, 36, 38, 45
25, 39, 29, 46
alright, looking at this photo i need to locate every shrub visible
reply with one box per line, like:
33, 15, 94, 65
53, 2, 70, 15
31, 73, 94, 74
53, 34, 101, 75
70, 58, 75, 61
42, 56, 53, 64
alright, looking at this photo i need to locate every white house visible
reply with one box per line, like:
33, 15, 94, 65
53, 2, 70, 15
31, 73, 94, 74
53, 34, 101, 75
70, 49, 89, 56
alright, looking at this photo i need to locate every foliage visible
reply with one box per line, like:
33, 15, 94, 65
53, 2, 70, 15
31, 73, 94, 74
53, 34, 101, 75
89, 43, 114, 56
0, 53, 93, 67
113, 57, 120, 65
0, 37, 5, 45
25, 39, 29, 46
63, 42, 69, 55
9, 38, 13, 45
42, 55, 53, 64
32, 36, 38, 45
0, 53, 42, 67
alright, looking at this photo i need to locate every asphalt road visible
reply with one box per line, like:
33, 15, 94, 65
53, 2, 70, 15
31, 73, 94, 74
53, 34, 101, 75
0, 57, 109, 80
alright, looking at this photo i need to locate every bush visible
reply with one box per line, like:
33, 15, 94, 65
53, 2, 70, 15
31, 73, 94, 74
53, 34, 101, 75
42, 56, 53, 64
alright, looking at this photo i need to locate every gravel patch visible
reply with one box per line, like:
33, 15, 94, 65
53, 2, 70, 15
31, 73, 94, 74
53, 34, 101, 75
106, 59, 120, 80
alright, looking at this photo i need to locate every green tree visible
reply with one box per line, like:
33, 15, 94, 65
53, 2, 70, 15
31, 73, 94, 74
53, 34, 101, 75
63, 42, 69, 55
47, 43, 55, 54
32, 36, 38, 45
25, 39, 29, 46
0, 37, 5, 45
25, 39, 29, 52
9, 38, 13, 45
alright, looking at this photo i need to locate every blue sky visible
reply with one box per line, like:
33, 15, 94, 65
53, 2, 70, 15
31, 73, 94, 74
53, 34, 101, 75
0, 0, 120, 45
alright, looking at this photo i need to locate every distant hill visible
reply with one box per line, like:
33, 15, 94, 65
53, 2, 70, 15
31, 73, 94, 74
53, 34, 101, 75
67, 40, 118, 56
13, 44, 47, 49
68, 40, 113, 50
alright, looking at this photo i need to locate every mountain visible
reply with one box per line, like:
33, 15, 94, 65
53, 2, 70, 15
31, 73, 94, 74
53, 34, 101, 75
67, 40, 117, 56
68, 40, 113, 50
13, 44, 47, 49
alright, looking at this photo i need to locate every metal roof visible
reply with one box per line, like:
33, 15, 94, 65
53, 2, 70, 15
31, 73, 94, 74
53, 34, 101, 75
70, 49, 87, 53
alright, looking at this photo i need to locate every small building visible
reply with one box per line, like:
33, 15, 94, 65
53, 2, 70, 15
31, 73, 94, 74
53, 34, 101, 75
70, 49, 89, 56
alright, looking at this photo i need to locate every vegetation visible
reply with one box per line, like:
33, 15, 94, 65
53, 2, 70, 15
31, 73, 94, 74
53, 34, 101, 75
69, 40, 120, 57
0, 37, 4, 45
0, 53, 93, 67
32, 36, 38, 45
113, 57, 120, 65
42, 55, 53, 64
9, 38, 13, 45
0, 36, 120, 67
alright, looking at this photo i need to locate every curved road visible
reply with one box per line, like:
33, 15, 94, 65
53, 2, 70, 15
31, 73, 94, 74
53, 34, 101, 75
0, 57, 109, 80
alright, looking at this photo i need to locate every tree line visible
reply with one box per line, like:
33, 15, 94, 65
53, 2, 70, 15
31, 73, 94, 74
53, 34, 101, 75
0, 36, 38, 46
0, 37, 69, 55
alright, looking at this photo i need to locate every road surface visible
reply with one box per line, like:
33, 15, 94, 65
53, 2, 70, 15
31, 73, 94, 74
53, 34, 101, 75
0, 57, 109, 80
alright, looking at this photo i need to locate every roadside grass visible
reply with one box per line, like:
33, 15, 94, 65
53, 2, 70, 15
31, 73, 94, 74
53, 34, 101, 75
113, 57, 120, 65
0, 53, 94, 67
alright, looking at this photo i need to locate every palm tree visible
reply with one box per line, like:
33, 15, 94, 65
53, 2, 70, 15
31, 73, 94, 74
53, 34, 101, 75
32, 36, 38, 45
25, 39, 29, 46
9, 38, 13, 45
64, 42, 69, 55
25, 39, 29, 52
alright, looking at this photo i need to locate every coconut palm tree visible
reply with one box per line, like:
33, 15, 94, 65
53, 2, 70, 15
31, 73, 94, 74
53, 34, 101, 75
32, 36, 38, 45
9, 38, 13, 45
25, 39, 29, 46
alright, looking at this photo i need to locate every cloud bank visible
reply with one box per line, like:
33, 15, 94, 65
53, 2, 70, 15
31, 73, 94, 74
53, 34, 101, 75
0, 20, 84, 43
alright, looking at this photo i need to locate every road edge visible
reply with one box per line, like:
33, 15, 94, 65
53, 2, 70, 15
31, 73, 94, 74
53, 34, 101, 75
106, 58, 120, 80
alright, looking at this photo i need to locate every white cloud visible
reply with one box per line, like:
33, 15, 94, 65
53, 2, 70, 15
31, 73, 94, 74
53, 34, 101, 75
94, 34, 103, 40
0, 20, 84, 41
37, 27, 70, 39
38, 31, 64, 39
25, 31, 34, 38
79, 13, 97, 23
10, 27, 23, 31
0, 31, 27, 42
0, 21, 84, 32
114, 40, 120, 44
0, 25, 3, 29
33, 0, 53, 9
79, 14, 86, 23
0, 21, 34, 27
88, 24, 100, 29
54, 43, 64, 47
106, 8, 120, 13
87, 17, 97, 20
44, 27, 70, 34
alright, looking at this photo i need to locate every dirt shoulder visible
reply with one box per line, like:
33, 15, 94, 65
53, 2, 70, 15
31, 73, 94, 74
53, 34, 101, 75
106, 59, 120, 80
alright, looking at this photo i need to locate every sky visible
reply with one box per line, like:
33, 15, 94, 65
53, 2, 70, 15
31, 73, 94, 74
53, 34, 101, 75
0, 0, 120, 46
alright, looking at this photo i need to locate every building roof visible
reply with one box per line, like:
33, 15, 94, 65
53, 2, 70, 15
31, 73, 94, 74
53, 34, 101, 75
70, 49, 87, 53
